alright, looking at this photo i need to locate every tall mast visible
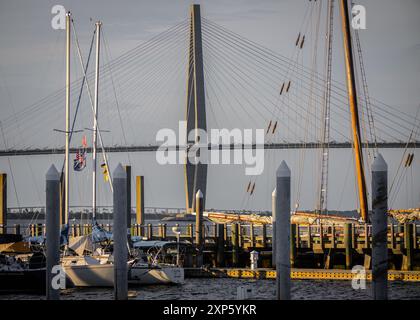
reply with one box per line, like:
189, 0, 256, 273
339, 0, 369, 222
92, 21, 101, 220
64, 11, 71, 225
318, 0, 334, 214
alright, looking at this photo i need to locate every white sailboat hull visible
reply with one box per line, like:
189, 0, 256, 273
63, 264, 114, 287
62, 256, 184, 287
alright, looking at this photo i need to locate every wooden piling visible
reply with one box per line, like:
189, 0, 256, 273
290, 224, 297, 268
272, 188, 276, 267
147, 223, 153, 240
135, 176, 144, 236
403, 223, 413, 271
124, 166, 132, 231
45, 165, 61, 300
195, 190, 204, 267
344, 223, 352, 269
275, 160, 291, 300
262, 224, 267, 248
187, 223, 193, 243
113, 163, 128, 300
14, 224, 20, 235
216, 223, 225, 267
0, 173, 7, 229
371, 153, 388, 300
231, 223, 239, 267
250, 224, 255, 248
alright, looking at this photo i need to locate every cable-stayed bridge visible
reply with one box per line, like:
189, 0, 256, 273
0, 3, 418, 212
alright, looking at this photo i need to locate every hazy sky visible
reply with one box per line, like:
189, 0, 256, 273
0, 0, 419, 211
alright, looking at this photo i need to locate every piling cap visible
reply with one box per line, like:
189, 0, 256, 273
372, 153, 387, 172
113, 163, 126, 179
276, 160, 291, 177
196, 189, 203, 198
272, 188, 276, 197
46, 164, 60, 181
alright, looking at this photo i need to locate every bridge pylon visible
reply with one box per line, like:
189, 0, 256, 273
184, 4, 207, 213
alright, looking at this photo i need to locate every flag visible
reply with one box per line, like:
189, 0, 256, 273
101, 163, 109, 182
73, 149, 87, 171
82, 135, 87, 148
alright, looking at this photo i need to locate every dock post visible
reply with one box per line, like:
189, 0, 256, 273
147, 223, 153, 240
113, 164, 128, 300
403, 223, 413, 271
124, 166, 132, 232
231, 223, 239, 267
45, 165, 60, 300
187, 223, 194, 243
250, 224, 255, 248
344, 223, 353, 269
262, 224, 267, 248
216, 223, 225, 267
15, 224, 20, 235
276, 160, 291, 300
0, 173, 7, 231
290, 224, 297, 268
371, 153, 388, 300
271, 189, 276, 267
195, 190, 204, 266
135, 176, 144, 236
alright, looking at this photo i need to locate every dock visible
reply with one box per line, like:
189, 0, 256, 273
5, 221, 419, 271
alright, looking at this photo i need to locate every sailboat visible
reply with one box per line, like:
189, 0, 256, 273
59, 14, 183, 287
200, 0, 418, 226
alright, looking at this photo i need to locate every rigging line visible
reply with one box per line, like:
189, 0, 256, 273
71, 19, 113, 192
111, 31, 188, 127
139, 48, 188, 126
389, 105, 420, 206
203, 63, 248, 130
0, 21, 189, 132
202, 27, 352, 138
202, 47, 410, 143
0, 67, 42, 205
203, 43, 266, 129
206, 56, 276, 207
202, 23, 417, 138
101, 27, 133, 166
97, 28, 189, 106
106, 33, 189, 127
203, 63, 233, 129
61, 26, 96, 177
353, 21, 378, 152
204, 63, 261, 134
202, 18, 418, 131
298, 0, 323, 210
202, 39, 346, 141
0, 121, 21, 211
319, 0, 334, 213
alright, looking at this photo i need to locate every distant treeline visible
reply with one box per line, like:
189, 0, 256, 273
7, 211, 172, 221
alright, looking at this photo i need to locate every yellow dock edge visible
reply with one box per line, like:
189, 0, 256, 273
185, 268, 420, 282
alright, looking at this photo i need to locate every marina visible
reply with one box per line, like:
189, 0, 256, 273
0, 0, 419, 303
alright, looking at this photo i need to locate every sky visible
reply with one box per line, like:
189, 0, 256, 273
0, 0, 419, 211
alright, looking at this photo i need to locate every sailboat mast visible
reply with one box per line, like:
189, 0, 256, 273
64, 11, 71, 225
319, 0, 334, 214
339, 0, 369, 222
92, 21, 101, 220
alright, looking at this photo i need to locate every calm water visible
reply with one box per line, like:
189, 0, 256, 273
1, 279, 419, 300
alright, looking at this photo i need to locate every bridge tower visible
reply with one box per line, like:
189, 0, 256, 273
184, 4, 207, 213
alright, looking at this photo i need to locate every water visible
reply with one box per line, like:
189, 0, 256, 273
1, 279, 419, 300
